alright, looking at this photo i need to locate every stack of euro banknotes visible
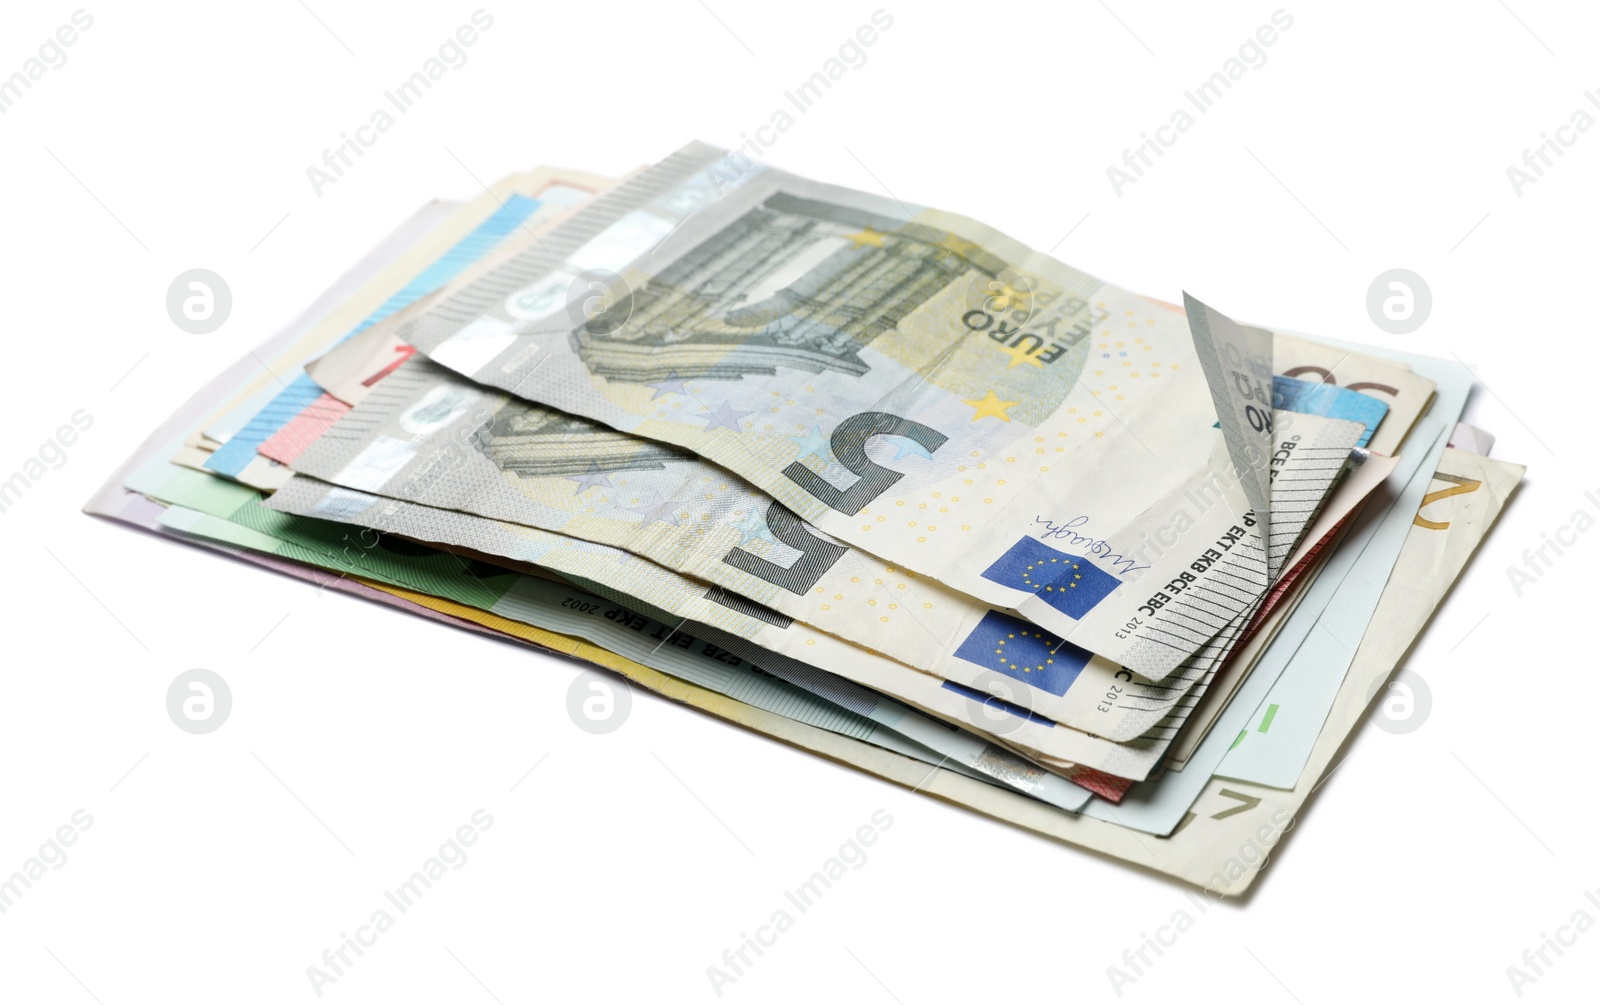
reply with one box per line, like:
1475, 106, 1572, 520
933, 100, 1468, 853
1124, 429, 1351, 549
87, 142, 1522, 894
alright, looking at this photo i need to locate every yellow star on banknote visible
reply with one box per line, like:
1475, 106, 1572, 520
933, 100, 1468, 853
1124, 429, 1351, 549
994, 630, 1055, 673
845, 226, 886, 248
963, 389, 1017, 422
995, 341, 1044, 369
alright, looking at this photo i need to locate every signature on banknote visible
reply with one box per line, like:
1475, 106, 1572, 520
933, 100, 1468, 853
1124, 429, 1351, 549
1032, 515, 1150, 576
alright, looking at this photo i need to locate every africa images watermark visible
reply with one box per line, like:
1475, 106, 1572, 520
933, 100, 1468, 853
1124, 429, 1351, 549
1504, 885, 1600, 997
306, 10, 496, 197
0, 810, 94, 916
304, 809, 494, 996
0, 10, 94, 115
1037, 406, 1315, 586
1106, 9, 1295, 197
0, 409, 94, 516
1505, 90, 1600, 197
705, 808, 894, 996
1504, 488, 1600, 597
705, 9, 895, 193
1105, 806, 1294, 996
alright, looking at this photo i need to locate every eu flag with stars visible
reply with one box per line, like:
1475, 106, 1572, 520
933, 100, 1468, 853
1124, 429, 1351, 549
953, 610, 1093, 696
980, 536, 1121, 620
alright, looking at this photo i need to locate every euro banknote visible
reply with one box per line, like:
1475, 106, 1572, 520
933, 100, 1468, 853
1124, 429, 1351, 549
381, 141, 1364, 678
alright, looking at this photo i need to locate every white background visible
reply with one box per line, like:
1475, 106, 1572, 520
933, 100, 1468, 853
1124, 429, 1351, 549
1, 1, 1596, 1001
